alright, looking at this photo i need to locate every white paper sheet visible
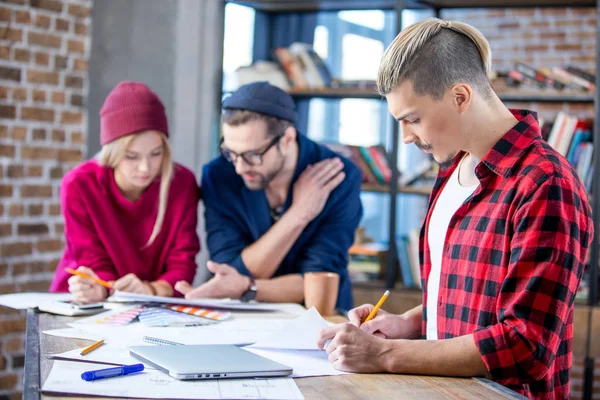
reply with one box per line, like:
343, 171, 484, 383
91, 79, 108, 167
42, 360, 304, 400
246, 348, 349, 378
43, 328, 104, 341
0, 292, 73, 309
108, 291, 297, 311
250, 307, 328, 350
51, 344, 156, 369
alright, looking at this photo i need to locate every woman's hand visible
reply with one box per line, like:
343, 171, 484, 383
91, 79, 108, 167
68, 266, 108, 304
112, 273, 154, 295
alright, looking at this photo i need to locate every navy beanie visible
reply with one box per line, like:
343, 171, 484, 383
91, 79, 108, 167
222, 82, 297, 124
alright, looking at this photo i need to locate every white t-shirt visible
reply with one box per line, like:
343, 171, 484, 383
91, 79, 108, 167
426, 154, 479, 340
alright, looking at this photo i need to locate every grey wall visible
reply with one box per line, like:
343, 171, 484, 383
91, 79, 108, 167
88, 0, 225, 284
88, 0, 177, 158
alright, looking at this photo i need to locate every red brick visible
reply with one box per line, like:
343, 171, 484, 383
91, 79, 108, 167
32, 128, 46, 140
571, 56, 596, 63
498, 22, 519, 30
4, 0, 26, 4
10, 126, 26, 140
15, 10, 30, 24
12, 87, 27, 101
0, 145, 15, 158
27, 165, 43, 177
0, 185, 12, 197
18, 223, 48, 234
0, 46, 9, 59
0, 243, 32, 257
49, 204, 61, 215
55, 18, 69, 31
0, 66, 21, 82
35, 14, 50, 29
524, 45, 549, 52
34, 51, 49, 66
32, 89, 46, 103
14, 48, 29, 62
541, 8, 566, 15
555, 44, 582, 51
6, 165, 23, 178
0, 264, 7, 278
0, 373, 18, 390
2, 28, 23, 42
530, 21, 550, 28
0, 85, 6, 99
61, 111, 82, 124
0, 126, 7, 139
67, 39, 85, 54
8, 204, 24, 216
571, 7, 595, 15
21, 146, 57, 160
0, 105, 16, 119
28, 204, 43, 216
54, 55, 67, 69
510, 9, 535, 17
68, 3, 90, 18
541, 32, 566, 40
65, 75, 83, 88
51, 129, 65, 142
5, 337, 23, 353
12, 354, 24, 368
37, 239, 63, 252
58, 149, 82, 162
556, 20, 581, 27
21, 107, 54, 122
71, 93, 83, 107
27, 69, 59, 85
21, 184, 52, 197
0, 224, 11, 237
55, 223, 64, 234
73, 59, 88, 72
74, 22, 87, 36
0, 8, 10, 22
21, 279, 52, 292
50, 166, 63, 178
28, 32, 61, 48
0, 203, 4, 215
30, 0, 63, 13
51, 91, 65, 104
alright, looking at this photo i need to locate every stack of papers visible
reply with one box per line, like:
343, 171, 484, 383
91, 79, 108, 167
41, 306, 347, 399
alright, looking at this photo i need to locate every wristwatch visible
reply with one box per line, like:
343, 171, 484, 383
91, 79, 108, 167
240, 277, 257, 302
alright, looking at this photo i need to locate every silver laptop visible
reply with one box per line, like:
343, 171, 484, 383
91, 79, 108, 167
128, 345, 292, 380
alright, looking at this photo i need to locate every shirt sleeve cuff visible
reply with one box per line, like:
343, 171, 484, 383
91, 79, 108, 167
230, 255, 253, 278
472, 323, 521, 385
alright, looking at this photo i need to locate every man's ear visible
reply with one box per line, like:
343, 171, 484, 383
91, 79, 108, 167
280, 126, 297, 150
450, 83, 472, 114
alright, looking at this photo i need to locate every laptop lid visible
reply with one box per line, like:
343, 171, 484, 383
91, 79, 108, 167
128, 345, 293, 380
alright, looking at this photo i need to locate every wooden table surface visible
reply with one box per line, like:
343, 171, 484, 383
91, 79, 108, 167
25, 309, 527, 400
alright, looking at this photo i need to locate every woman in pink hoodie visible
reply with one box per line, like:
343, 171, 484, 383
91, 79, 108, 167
50, 81, 200, 303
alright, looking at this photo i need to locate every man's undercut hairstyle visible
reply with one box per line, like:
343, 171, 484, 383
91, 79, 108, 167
377, 18, 493, 100
222, 109, 293, 138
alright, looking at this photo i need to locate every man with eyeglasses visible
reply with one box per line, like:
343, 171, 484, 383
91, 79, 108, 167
175, 82, 363, 310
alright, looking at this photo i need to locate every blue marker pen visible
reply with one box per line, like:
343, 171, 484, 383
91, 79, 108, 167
81, 363, 144, 381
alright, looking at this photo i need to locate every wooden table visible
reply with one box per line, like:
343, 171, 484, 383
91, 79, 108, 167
25, 309, 527, 400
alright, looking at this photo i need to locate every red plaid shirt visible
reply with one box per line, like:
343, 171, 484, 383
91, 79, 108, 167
420, 109, 593, 399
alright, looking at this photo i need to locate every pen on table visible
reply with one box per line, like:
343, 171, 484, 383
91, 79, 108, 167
362, 290, 390, 325
81, 363, 144, 381
66, 268, 112, 289
80, 339, 105, 356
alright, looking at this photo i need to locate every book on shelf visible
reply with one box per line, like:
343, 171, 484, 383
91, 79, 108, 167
494, 62, 595, 93
324, 143, 399, 185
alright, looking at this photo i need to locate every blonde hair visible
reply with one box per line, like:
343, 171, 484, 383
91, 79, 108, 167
98, 133, 174, 247
377, 18, 492, 98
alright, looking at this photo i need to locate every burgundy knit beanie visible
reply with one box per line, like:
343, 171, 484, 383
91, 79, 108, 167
99, 81, 169, 145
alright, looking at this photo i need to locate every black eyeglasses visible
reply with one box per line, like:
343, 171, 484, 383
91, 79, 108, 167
220, 135, 282, 166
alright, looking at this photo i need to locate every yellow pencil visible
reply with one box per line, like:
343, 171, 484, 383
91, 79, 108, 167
80, 339, 104, 356
66, 268, 112, 289
362, 290, 390, 324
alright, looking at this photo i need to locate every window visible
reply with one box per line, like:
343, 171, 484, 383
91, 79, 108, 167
222, 4, 255, 92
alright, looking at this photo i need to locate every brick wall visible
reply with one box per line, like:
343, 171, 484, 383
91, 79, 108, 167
0, 0, 91, 397
441, 7, 596, 122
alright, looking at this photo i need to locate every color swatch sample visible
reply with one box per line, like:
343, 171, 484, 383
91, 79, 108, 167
138, 307, 217, 327
95, 306, 145, 325
165, 304, 231, 321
